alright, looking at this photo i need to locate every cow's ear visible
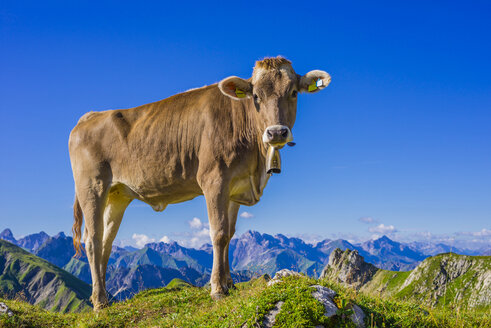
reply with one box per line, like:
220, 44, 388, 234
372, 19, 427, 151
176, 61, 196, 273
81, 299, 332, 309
298, 70, 331, 93
218, 76, 253, 100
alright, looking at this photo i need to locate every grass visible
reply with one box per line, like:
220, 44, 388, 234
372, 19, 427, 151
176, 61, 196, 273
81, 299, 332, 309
1, 275, 489, 328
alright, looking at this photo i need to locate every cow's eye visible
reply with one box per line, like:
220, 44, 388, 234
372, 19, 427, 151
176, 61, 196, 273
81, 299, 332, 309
291, 90, 298, 98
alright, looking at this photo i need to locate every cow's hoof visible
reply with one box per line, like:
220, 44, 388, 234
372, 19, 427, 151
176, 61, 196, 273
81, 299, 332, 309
226, 278, 236, 290
93, 302, 109, 312
91, 297, 109, 312
211, 292, 228, 300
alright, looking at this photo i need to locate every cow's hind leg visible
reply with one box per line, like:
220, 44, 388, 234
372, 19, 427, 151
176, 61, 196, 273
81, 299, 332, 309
224, 202, 239, 289
101, 189, 132, 294
76, 176, 111, 311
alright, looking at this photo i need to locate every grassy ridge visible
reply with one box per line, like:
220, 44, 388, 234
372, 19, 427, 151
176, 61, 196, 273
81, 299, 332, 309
359, 253, 491, 311
1, 275, 489, 327
0, 240, 92, 313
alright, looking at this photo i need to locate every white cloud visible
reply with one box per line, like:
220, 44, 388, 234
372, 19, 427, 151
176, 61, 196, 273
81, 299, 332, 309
189, 217, 204, 229
291, 233, 325, 245
240, 211, 254, 219
167, 217, 212, 248
456, 228, 491, 237
359, 217, 377, 224
195, 227, 210, 237
368, 223, 397, 235
414, 231, 433, 239
177, 227, 211, 248
474, 228, 491, 237
159, 235, 171, 243
132, 233, 156, 248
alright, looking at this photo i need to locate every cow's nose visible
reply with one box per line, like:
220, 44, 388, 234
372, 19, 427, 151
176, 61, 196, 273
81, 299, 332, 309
263, 125, 293, 145
267, 127, 288, 139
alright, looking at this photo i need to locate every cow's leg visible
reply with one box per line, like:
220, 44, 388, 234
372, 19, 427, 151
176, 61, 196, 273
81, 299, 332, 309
203, 184, 232, 299
100, 193, 132, 293
76, 176, 110, 311
224, 202, 239, 289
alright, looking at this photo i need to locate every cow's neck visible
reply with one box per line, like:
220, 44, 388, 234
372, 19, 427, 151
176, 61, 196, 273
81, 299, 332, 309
242, 99, 269, 163
226, 96, 271, 177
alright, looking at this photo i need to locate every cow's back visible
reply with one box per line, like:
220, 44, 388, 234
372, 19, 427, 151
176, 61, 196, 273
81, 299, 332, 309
69, 84, 258, 202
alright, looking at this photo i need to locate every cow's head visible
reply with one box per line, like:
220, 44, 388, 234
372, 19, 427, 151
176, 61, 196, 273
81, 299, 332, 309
218, 56, 331, 148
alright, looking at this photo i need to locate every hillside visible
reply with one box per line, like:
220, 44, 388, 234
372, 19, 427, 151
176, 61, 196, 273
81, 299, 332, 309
1, 274, 489, 328
0, 240, 91, 313
322, 248, 491, 310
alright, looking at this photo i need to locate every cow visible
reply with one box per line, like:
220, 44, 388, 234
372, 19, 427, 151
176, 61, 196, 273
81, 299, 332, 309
69, 56, 331, 310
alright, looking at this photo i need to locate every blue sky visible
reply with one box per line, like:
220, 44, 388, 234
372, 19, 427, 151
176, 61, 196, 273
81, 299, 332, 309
1, 1, 490, 249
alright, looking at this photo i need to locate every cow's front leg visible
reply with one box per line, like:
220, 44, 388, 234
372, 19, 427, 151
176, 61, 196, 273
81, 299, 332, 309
203, 184, 232, 299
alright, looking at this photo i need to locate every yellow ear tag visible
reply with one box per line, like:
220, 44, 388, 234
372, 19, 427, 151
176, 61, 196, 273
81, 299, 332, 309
308, 79, 318, 92
235, 88, 246, 98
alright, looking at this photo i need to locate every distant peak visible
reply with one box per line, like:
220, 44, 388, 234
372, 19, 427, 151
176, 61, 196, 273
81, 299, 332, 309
160, 240, 180, 247
0, 228, 13, 237
0, 228, 16, 242
244, 230, 261, 238
377, 235, 393, 242
54, 231, 66, 239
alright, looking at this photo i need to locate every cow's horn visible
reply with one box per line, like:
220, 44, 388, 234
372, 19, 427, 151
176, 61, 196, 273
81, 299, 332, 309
266, 146, 281, 174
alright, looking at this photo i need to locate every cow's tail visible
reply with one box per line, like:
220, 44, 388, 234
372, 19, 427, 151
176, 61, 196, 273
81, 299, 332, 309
72, 195, 85, 257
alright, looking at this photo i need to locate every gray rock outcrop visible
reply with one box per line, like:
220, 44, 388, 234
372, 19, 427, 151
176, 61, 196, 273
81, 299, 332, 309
0, 302, 13, 317
267, 269, 303, 286
262, 301, 284, 328
310, 285, 365, 328
321, 248, 378, 289
310, 285, 338, 317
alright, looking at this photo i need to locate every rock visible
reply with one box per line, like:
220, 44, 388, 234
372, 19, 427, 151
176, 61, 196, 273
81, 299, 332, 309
310, 284, 366, 328
350, 304, 365, 328
0, 302, 14, 317
310, 285, 338, 317
320, 248, 378, 289
262, 301, 284, 328
267, 269, 302, 286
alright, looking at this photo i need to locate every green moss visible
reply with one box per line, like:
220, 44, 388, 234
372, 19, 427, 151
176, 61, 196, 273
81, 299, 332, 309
166, 278, 191, 289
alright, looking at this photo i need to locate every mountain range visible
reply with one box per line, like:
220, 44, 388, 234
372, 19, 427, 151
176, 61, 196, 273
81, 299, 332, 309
1, 228, 488, 302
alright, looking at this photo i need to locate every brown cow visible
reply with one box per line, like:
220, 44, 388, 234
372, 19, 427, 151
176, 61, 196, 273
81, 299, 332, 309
69, 56, 330, 310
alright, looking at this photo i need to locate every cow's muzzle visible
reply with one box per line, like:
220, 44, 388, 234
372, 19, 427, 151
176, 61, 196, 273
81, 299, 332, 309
262, 125, 293, 147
